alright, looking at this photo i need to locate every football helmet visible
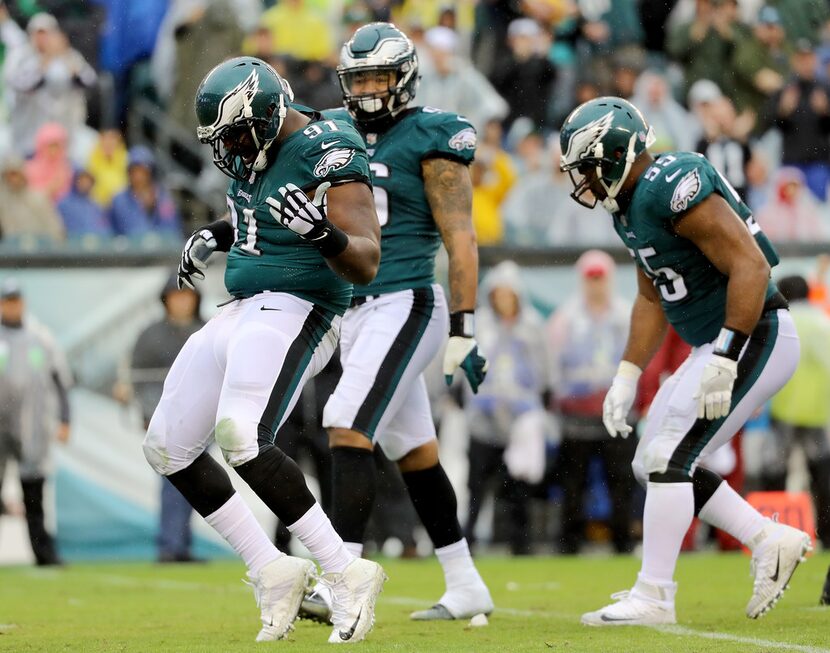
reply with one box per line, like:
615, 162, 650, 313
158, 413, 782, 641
559, 96, 655, 212
337, 22, 418, 126
195, 56, 294, 180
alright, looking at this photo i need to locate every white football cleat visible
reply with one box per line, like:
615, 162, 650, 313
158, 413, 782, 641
322, 558, 386, 644
581, 578, 677, 626
299, 582, 333, 624
746, 520, 812, 619
245, 555, 316, 642
410, 579, 494, 621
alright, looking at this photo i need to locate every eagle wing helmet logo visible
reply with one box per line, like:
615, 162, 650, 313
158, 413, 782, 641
562, 110, 614, 166
314, 148, 355, 177
670, 169, 702, 213
197, 70, 260, 142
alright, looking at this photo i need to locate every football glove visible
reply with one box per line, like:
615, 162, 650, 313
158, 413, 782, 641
266, 182, 349, 257
602, 361, 641, 438
177, 219, 234, 289
443, 336, 489, 393
695, 354, 738, 420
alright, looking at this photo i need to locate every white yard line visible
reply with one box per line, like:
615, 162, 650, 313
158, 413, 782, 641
388, 594, 830, 653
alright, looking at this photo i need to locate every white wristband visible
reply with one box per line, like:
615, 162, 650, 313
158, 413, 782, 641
616, 360, 643, 382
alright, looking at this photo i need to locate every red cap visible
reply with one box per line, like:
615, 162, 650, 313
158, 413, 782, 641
576, 249, 614, 278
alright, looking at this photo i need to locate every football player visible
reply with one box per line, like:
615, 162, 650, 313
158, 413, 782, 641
560, 96, 811, 625
142, 56, 385, 644
301, 23, 493, 622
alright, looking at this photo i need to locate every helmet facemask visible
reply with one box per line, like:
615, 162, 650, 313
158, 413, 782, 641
337, 59, 418, 125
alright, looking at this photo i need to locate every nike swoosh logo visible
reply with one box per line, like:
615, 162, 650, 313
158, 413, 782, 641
665, 170, 682, 182
338, 609, 361, 641
600, 614, 637, 622
260, 306, 281, 312
770, 548, 780, 582
321, 140, 341, 150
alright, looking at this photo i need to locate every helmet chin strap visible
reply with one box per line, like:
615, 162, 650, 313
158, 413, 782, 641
597, 132, 639, 212
252, 94, 288, 172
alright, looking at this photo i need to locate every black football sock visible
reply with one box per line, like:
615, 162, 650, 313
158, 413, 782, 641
235, 444, 316, 525
166, 451, 236, 518
692, 467, 724, 516
330, 446, 377, 544
402, 463, 463, 549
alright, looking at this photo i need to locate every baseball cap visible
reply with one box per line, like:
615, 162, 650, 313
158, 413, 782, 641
27, 12, 58, 33
576, 250, 614, 278
507, 18, 542, 39
757, 5, 781, 25
688, 79, 723, 106
424, 26, 458, 53
794, 38, 816, 53
0, 278, 22, 299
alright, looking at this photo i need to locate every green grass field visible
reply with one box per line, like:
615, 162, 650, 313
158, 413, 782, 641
0, 552, 828, 652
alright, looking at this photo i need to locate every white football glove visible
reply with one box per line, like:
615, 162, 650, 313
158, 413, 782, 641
177, 228, 218, 289
602, 361, 642, 438
695, 354, 738, 420
266, 182, 331, 240
443, 336, 489, 393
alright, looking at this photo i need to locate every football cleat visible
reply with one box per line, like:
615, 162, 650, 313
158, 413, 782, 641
320, 558, 386, 644
410, 580, 494, 621
746, 520, 812, 618
581, 579, 677, 627
299, 583, 333, 624
244, 555, 315, 642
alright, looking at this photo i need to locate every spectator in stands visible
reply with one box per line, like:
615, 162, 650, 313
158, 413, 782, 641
2, 12, 97, 157
490, 18, 557, 133
756, 166, 830, 240
416, 25, 509, 133
502, 137, 618, 246
128, 274, 204, 563
631, 68, 700, 152
690, 81, 756, 202
291, 61, 342, 112
24, 122, 73, 204
110, 146, 182, 238
731, 6, 791, 124
153, 0, 248, 136
667, 0, 751, 102
464, 261, 550, 555
86, 128, 128, 208
471, 120, 516, 246
610, 48, 646, 100
766, 275, 830, 548
57, 169, 112, 239
768, 38, 830, 200
0, 154, 64, 243
258, 0, 333, 63
0, 278, 71, 566
546, 250, 635, 554
573, 0, 645, 89
773, 0, 829, 44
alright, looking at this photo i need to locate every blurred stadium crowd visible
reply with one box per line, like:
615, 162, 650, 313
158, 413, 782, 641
3, 0, 830, 248
1, 0, 830, 564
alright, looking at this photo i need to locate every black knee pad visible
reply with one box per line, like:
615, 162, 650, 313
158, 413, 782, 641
691, 467, 724, 515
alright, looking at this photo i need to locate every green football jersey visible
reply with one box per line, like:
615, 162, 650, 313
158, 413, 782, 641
224, 110, 371, 314
613, 151, 780, 346
323, 106, 476, 296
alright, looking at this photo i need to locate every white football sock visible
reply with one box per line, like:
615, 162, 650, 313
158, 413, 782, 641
344, 541, 364, 558
698, 480, 766, 549
640, 482, 695, 586
204, 492, 281, 578
288, 502, 354, 574
435, 538, 481, 592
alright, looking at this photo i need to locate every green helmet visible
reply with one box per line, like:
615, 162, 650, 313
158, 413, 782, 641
337, 22, 418, 126
195, 56, 294, 180
559, 96, 655, 212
